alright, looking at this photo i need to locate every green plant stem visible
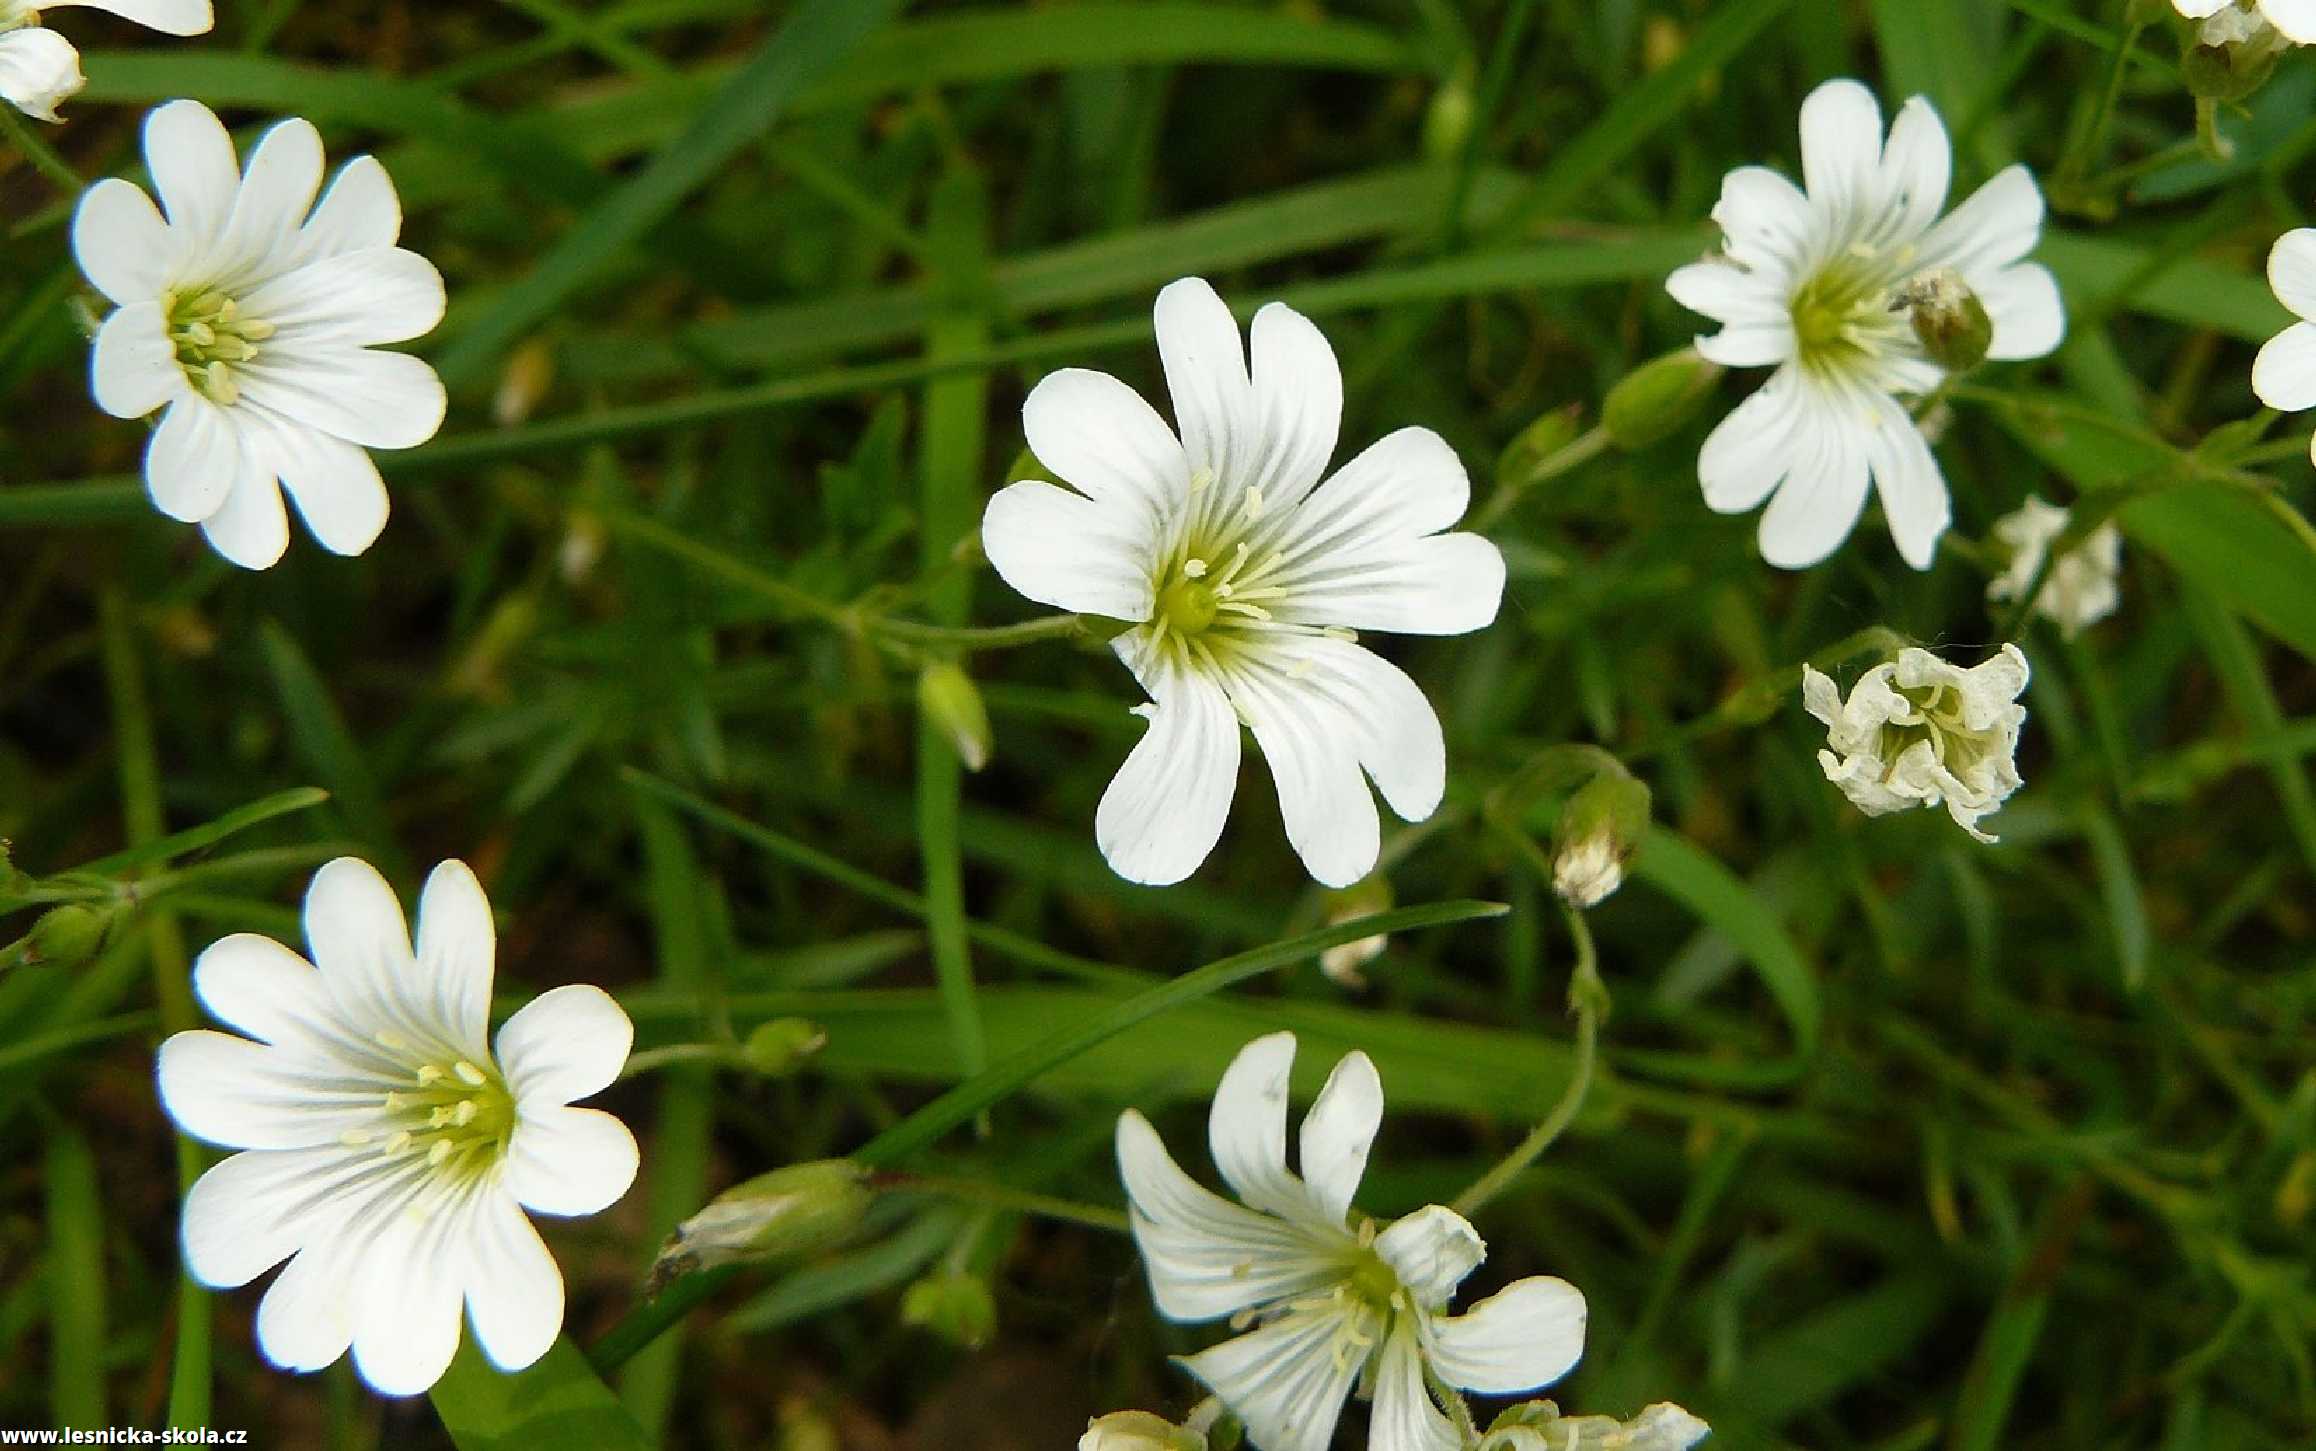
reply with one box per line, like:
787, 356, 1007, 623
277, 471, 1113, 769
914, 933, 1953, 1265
1450, 900, 1604, 1218
1475, 423, 1613, 530
2052, 14, 2144, 193
871, 1170, 1131, 1234
96, 585, 210, 1429
0, 106, 84, 195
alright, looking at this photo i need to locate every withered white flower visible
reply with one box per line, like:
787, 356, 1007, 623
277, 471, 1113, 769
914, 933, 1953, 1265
156, 858, 638, 1396
1985, 496, 2122, 638
2176, 0, 2316, 45
0, 0, 209, 122
980, 278, 1504, 889
1667, 79, 2063, 570
2252, 229, 2316, 460
74, 99, 445, 569
1802, 645, 2030, 842
1476, 1401, 1711, 1451
1117, 1032, 1587, 1451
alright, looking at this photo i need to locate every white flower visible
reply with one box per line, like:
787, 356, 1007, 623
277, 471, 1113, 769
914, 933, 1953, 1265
1802, 644, 2029, 842
74, 99, 446, 570
1117, 1032, 1587, 1451
980, 278, 1504, 889
156, 857, 639, 1396
0, 0, 209, 121
1082, 1411, 1209, 1451
2176, 0, 2316, 45
1985, 495, 2122, 638
2251, 229, 2316, 459
1477, 1402, 1711, 1451
1666, 79, 2064, 570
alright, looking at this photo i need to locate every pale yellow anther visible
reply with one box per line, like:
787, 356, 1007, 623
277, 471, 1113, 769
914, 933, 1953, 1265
339, 1129, 372, 1148
427, 1140, 453, 1168
1182, 558, 1208, 578
383, 1130, 413, 1155
451, 1100, 478, 1127
415, 1064, 446, 1085
453, 1061, 487, 1087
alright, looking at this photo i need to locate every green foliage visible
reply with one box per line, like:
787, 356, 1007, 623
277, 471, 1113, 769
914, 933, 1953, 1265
2, 1, 2314, 1449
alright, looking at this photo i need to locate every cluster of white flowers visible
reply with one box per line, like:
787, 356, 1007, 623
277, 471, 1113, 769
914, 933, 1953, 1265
1987, 497, 2122, 638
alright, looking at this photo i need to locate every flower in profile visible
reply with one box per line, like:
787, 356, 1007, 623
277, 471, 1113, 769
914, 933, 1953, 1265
1803, 645, 2029, 842
1476, 1401, 1711, 1451
2176, 0, 2314, 45
74, 99, 445, 569
1082, 1410, 1209, 1451
2252, 229, 2316, 459
1667, 79, 2064, 570
156, 858, 638, 1396
1985, 496, 2122, 638
980, 278, 1504, 889
0, 0, 209, 121
1117, 1031, 1587, 1451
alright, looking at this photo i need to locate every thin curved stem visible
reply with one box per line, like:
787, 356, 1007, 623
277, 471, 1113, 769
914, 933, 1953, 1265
0, 106, 84, 195
871, 1169, 1130, 1234
1449, 899, 1605, 1218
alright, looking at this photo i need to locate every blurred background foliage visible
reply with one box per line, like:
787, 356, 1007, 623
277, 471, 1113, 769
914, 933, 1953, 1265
1, 0, 2314, 1447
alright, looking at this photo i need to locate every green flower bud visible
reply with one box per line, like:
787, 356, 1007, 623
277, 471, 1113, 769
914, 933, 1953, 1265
742, 1017, 827, 1076
1497, 405, 1585, 488
1551, 770, 1651, 910
2184, 24, 2282, 104
900, 1270, 997, 1348
1422, 72, 1476, 162
648, 1160, 871, 1294
20, 905, 108, 970
917, 660, 992, 771
1080, 1412, 1208, 1451
1894, 270, 1993, 374
1602, 349, 1722, 451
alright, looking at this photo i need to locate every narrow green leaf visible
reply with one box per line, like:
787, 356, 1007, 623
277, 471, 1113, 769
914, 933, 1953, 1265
73, 786, 329, 879
1633, 828, 1823, 1062
45, 1125, 105, 1431
2079, 806, 2150, 992
257, 621, 404, 875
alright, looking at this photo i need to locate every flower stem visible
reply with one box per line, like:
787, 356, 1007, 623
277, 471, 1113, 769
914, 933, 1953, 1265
2051, 15, 2146, 198
1448, 899, 1605, 1218
1475, 423, 1613, 530
0, 105, 84, 195
870, 1169, 1131, 1234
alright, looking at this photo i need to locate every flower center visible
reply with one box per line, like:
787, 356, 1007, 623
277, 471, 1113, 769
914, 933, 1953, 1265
1876, 680, 1992, 779
164, 286, 274, 407
344, 1044, 517, 1182
1345, 1247, 1404, 1312
1788, 254, 1901, 374
1154, 568, 1221, 638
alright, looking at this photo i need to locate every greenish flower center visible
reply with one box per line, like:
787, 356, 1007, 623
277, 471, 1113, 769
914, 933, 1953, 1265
1154, 569, 1221, 638
1787, 256, 1896, 373
1876, 680, 1990, 778
1344, 1247, 1404, 1311
164, 286, 274, 407
345, 1048, 517, 1183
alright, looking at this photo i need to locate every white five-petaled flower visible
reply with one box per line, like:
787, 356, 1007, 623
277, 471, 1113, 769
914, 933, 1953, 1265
1802, 645, 2030, 843
1667, 79, 2064, 570
156, 857, 640, 1397
0, 0, 208, 122
2176, 0, 2316, 45
2251, 229, 2316, 459
1986, 496, 2122, 639
981, 278, 1505, 889
74, 99, 446, 570
1117, 1032, 1588, 1451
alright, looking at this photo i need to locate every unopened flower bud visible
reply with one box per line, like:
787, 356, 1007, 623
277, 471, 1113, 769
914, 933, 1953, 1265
1423, 72, 1476, 161
1497, 406, 1584, 488
1551, 771, 1650, 910
918, 661, 992, 771
13, 905, 109, 970
1081, 1411, 1208, 1451
742, 1017, 827, 1076
1602, 349, 1721, 450
1895, 269, 1993, 374
900, 1270, 997, 1348
648, 1159, 870, 1294
1318, 877, 1393, 988
2184, 18, 2283, 103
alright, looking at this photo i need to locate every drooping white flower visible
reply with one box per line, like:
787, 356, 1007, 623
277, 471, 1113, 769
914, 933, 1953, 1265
156, 857, 639, 1396
1802, 645, 2029, 842
2176, 0, 2316, 45
1666, 79, 2064, 570
74, 99, 445, 569
980, 278, 1504, 889
1082, 1410, 1210, 1451
1985, 495, 2122, 638
0, 0, 209, 121
1117, 1032, 1587, 1451
1476, 1401, 1711, 1451
2251, 229, 2316, 460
